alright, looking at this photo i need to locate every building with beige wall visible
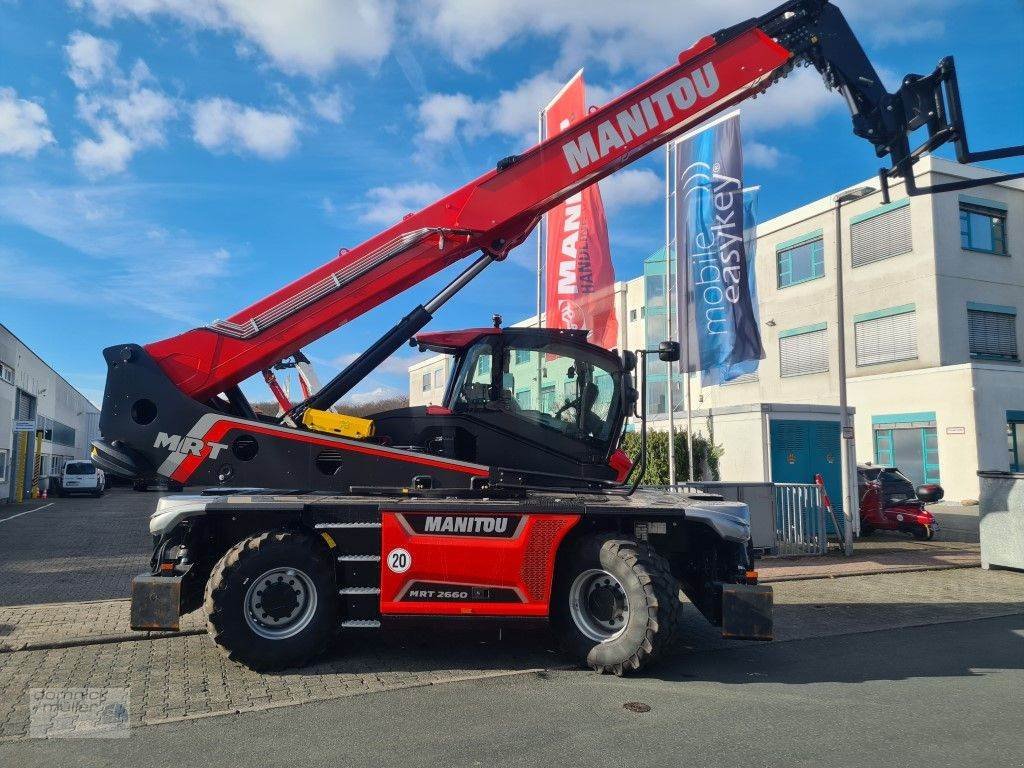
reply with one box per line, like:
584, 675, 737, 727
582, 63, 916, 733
409, 158, 1023, 502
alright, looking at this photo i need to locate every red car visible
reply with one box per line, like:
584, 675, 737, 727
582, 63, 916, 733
857, 465, 940, 541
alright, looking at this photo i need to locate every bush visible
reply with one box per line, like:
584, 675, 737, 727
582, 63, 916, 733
620, 429, 722, 485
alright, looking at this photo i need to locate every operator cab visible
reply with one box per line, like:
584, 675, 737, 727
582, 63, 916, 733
445, 329, 620, 447
371, 326, 636, 484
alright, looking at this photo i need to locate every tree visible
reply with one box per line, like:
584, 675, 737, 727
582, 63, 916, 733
620, 429, 722, 485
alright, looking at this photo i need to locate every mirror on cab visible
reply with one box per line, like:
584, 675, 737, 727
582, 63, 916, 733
658, 341, 681, 362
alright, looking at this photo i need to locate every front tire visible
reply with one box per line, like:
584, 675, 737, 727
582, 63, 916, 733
205, 531, 337, 671
550, 534, 683, 676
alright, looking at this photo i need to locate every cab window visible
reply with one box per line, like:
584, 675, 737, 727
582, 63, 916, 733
450, 338, 620, 445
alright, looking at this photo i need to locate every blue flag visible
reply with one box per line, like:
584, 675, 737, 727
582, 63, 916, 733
674, 113, 764, 385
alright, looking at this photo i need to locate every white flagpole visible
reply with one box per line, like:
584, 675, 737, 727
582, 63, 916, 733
536, 108, 544, 408
665, 145, 677, 488
678, 141, 695, 482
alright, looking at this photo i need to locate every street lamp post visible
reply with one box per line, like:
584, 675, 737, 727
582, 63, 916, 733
833, 186, 874, 556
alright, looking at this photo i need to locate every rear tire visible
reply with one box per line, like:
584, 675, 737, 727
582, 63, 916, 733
550, 533, 683, 676
205, 531, 337, 671
912, 525, 934, 541
860, 523, 874, 537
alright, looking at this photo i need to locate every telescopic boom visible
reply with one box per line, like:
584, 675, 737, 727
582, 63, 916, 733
141, 0, 1023, 409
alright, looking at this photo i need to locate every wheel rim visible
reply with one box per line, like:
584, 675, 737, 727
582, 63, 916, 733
243, 567, 318, 640
568, 568, 629, 642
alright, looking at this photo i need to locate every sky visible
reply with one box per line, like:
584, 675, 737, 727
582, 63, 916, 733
0, 0, 1022, 408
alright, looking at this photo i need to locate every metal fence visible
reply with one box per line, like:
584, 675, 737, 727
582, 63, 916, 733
671, 481, 829, 557
773, 483, 827, 556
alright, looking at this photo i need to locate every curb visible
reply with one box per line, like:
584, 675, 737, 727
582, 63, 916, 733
0, 628, 207, 654
760, 561, 980, 583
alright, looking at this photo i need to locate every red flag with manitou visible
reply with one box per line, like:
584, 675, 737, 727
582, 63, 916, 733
543, 70, 618, 349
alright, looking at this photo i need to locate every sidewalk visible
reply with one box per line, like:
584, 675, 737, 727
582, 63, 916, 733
759, 538, 981, 582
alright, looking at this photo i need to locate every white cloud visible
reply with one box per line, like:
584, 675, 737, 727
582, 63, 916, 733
598, 168, 661, 211
192, 97, 301, 159
356, 181, 444, 226
745, 141, 782, 170
344, 385, 404, 406
412, 0, 966, 72
417, 93, 480, 144
739, 68, 840, 133
65, 32, 178, 176
0, 88, 56, 157
73, 0, 397, 76
309, 88, 347, 124
417, 72, 576, 150
416, 63, 840, 154
412, 0, 769, 72
73, 122, 134, 175
109, 87, 176, 143
65, 31, 119, 88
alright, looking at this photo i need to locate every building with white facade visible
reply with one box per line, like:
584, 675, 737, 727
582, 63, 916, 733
409, 158, 1023, 502
0, 323, 101, 502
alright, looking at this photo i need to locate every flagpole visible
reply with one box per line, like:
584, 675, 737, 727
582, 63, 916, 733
677, 141, 695, 482
536, 108, 544, 407
664, 145, 677, 488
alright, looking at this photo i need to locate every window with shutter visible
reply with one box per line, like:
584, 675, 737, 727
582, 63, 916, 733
851, 201, 912, 267
779, 325, 828, 378
855, 308, 918, 366
968, 309, 1018, 360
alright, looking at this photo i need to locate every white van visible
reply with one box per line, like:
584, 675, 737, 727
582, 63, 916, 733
58, 461, 106, 497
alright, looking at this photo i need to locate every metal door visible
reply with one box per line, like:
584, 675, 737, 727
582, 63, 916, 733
770, 419, 843, 536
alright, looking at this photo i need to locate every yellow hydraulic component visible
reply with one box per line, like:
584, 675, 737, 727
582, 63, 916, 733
301, 408, 374, 440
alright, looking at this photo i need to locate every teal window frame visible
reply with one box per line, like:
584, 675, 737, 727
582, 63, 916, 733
1008, 411, 1024, 472
776, 230, 825, 289
960, 199, 1008, 255
514, 348, 531, 365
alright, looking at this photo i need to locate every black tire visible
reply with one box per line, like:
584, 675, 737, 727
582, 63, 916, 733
860, 523, 874, 537
912, 525, 934, 541
550, 533, 683, 676
205, 531, 337, 671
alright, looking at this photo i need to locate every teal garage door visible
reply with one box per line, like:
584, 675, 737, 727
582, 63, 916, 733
770, 419, 844, 536
872, 412, 940, 488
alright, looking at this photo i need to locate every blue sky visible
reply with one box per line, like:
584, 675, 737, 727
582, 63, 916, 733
1, 0, 1021, 408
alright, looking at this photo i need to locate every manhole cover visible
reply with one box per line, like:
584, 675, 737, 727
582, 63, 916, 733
623, 702, 651, 713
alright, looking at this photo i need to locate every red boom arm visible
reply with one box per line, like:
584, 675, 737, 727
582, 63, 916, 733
145, 29, 792, 402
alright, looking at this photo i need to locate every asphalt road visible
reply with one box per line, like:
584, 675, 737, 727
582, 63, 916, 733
3, 613, 1021, 768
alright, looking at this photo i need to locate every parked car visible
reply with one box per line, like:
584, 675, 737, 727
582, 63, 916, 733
857, 465, 939, 540
57, 460, 106, 498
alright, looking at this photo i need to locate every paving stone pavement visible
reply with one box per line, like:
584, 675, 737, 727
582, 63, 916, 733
0, 490, 156, 606
0, 568, 1020, 741
0, 601, 206, 651
759, 541, 980, 582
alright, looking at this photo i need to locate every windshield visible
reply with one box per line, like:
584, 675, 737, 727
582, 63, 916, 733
879, 468, 915, 487
450, 338, 621, 446
65, 462, 95, 475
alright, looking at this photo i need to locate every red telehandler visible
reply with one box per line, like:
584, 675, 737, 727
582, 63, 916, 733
95, 0, 1022, 673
